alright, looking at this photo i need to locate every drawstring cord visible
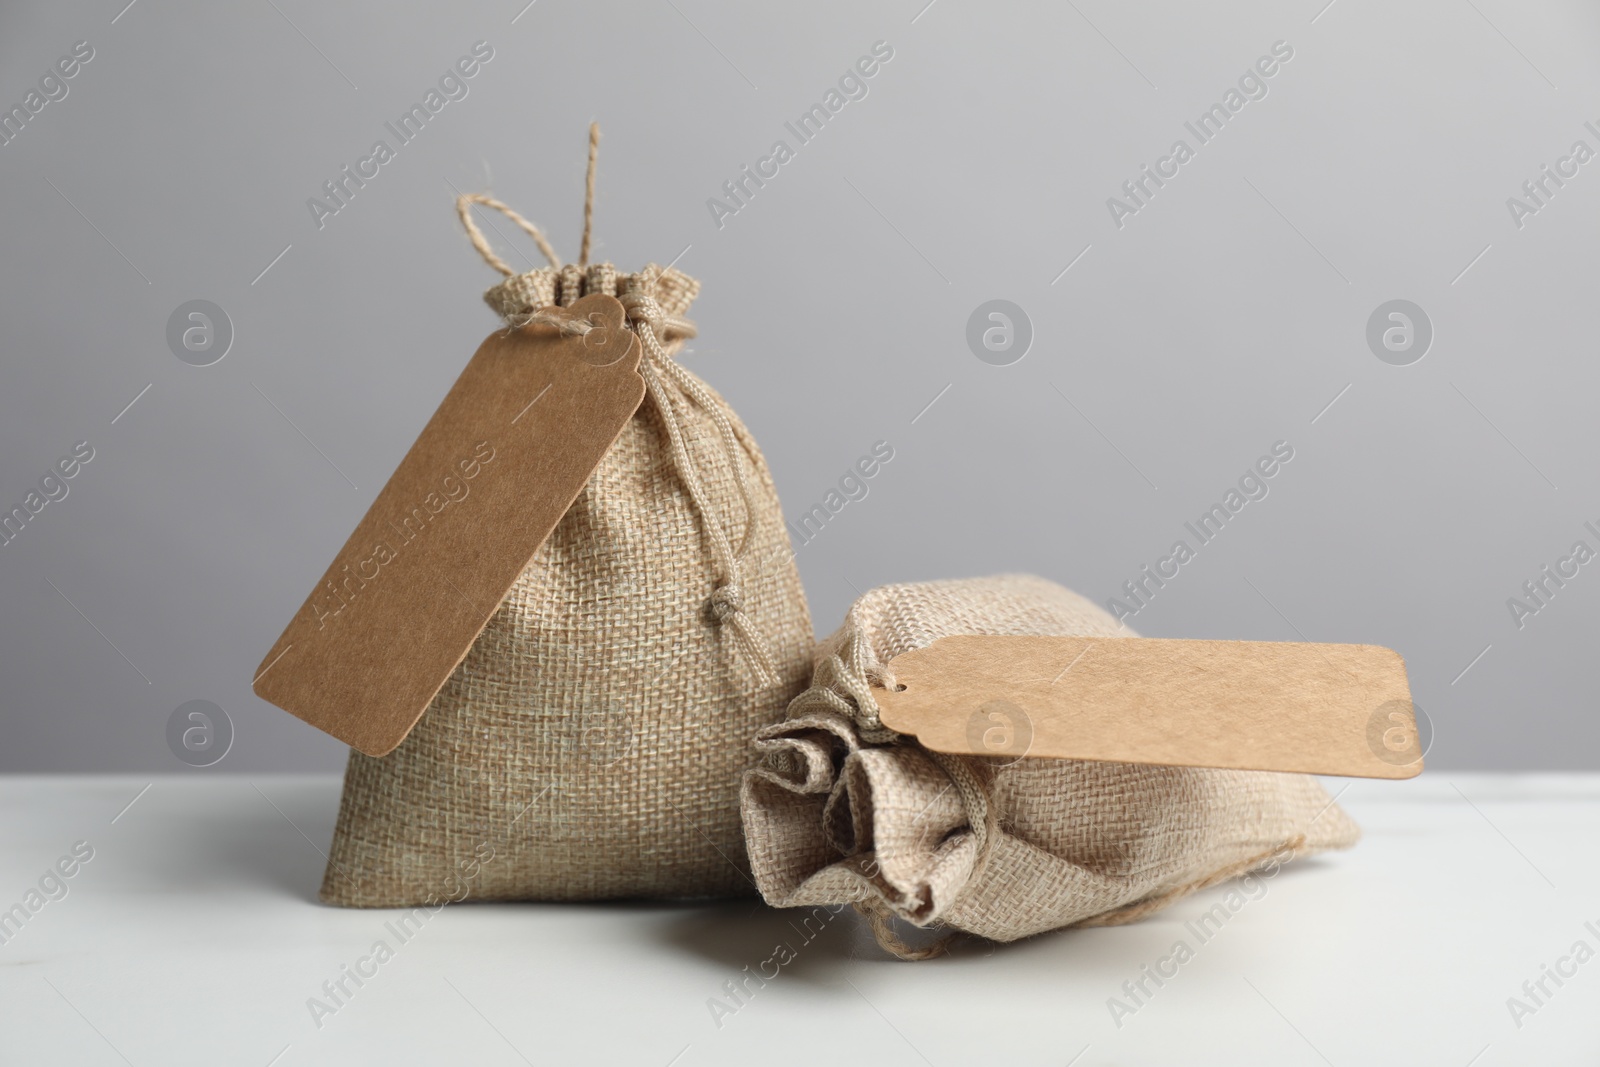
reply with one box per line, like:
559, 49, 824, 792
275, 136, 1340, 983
624, 285, 777, 687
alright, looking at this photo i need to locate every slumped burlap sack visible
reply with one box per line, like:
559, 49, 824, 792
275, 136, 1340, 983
741, 574, 1359, 953
321, 259, 811, 906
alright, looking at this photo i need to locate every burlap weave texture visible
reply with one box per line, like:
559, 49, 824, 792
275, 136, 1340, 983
321, 265, 812, 906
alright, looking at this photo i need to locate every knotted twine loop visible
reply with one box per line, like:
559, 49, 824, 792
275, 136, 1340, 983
453, 126, 778, 689
855, 898, 951, 961
456, 193, 561, 276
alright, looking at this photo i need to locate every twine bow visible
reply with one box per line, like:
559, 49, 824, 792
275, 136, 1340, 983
454, 124, 777, 688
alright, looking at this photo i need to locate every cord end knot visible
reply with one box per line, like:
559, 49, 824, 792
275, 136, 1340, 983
708, 582, 744, 623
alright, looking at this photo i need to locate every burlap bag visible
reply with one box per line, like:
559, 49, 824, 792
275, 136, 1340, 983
741, 574, 1359, 954
320, 223, 811, 904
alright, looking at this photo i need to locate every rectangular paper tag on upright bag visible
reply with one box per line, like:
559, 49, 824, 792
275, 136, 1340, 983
872, 635, 1423, 779
252, 295, 645, 757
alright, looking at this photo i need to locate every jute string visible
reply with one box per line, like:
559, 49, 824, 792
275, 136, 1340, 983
453, 126, 776, 688
579, 122, 599, 268
456, 193, 561, 275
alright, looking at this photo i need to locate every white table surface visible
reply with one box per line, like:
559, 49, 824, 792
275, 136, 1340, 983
0, 773, 1595, 1066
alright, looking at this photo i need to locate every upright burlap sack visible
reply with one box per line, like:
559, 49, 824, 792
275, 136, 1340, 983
741, 574, 1359, 954
320, 185, 811, 905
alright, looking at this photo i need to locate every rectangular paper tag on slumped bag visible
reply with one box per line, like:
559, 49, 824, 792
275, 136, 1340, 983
875, 635, 1419, 778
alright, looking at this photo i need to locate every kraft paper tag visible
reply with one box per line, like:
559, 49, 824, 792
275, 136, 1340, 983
873, 635, 1422, 779
252, 294, 645, 756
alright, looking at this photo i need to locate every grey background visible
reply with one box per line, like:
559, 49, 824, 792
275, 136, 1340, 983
1, 0, 1596, 772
